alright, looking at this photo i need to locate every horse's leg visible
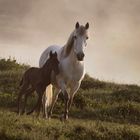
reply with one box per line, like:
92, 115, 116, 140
21, 88, 34, 115
60, 82, 80, 120
68, 82, 80, 110
63, 89, 70, 120
59, 82, 70, 120
48, 87, 61, 118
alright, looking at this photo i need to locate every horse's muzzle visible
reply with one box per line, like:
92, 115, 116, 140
77, 53, 85, 61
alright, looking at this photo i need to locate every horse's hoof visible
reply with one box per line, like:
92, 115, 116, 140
26, 111, 32, 115
64, 113, 69, 120
43, 115, 48, 119
60, 115, 64, 122
60, 114, 68, 122
36, 112, 40, 118
17, 112, 21, 116
17, 111, 20, 115
48, 113, 52, 120
21, 111, 25, 115
26, 113, 29, 115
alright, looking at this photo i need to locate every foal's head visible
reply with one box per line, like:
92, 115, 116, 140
45, 51, 59, 75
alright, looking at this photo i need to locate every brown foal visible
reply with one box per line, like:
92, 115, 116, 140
17, 51, 59, 116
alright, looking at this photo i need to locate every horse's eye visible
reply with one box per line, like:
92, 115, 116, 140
86, 36, 89, 40
74, 36, 77, 39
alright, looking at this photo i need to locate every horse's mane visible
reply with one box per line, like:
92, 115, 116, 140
62, 25, 87, 58
63, 31, 74, 57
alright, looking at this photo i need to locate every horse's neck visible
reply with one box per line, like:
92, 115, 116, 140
62, 31, 74, 58
68, 48, 77, 63
60, 47, 85, 82
66, 47, 83, 67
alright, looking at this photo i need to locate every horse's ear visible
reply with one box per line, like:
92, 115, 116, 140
75, 22, 80, 29
54, 52, 57, 57
49, 51, 53, 58
85, 22, 89, 29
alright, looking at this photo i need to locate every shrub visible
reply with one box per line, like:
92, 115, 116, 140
0, 58, 29, 71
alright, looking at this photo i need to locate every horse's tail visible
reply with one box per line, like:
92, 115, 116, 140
42, 84, 53, 107
42, 84, 53, 117
46, 84, 53, 106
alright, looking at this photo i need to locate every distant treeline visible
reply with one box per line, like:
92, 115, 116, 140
0, 57, 29, 71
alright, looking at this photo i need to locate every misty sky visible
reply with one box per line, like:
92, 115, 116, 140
0, 0, 140, 85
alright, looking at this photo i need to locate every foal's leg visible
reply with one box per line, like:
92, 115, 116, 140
21, 88, 34, 114
17, 84, 28, 115
27, 88, 44, 116
26, 95, 39, 115
42, 91, 46, 118
17, 90, 23, 114
36, 90, 44, 117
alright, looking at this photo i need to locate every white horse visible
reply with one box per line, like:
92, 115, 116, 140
40, 22, 89, 119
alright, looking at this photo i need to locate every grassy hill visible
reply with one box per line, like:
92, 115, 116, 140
0, 58, 140, 140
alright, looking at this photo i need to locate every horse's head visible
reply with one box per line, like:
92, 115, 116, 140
73, 22, 89, 61
49, 51, 60, 75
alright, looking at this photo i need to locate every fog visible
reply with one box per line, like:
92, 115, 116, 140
0, 0, 140, 85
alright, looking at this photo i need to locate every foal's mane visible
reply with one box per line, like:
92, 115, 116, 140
42, 57, 50, 69
42, 55, 54, 68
